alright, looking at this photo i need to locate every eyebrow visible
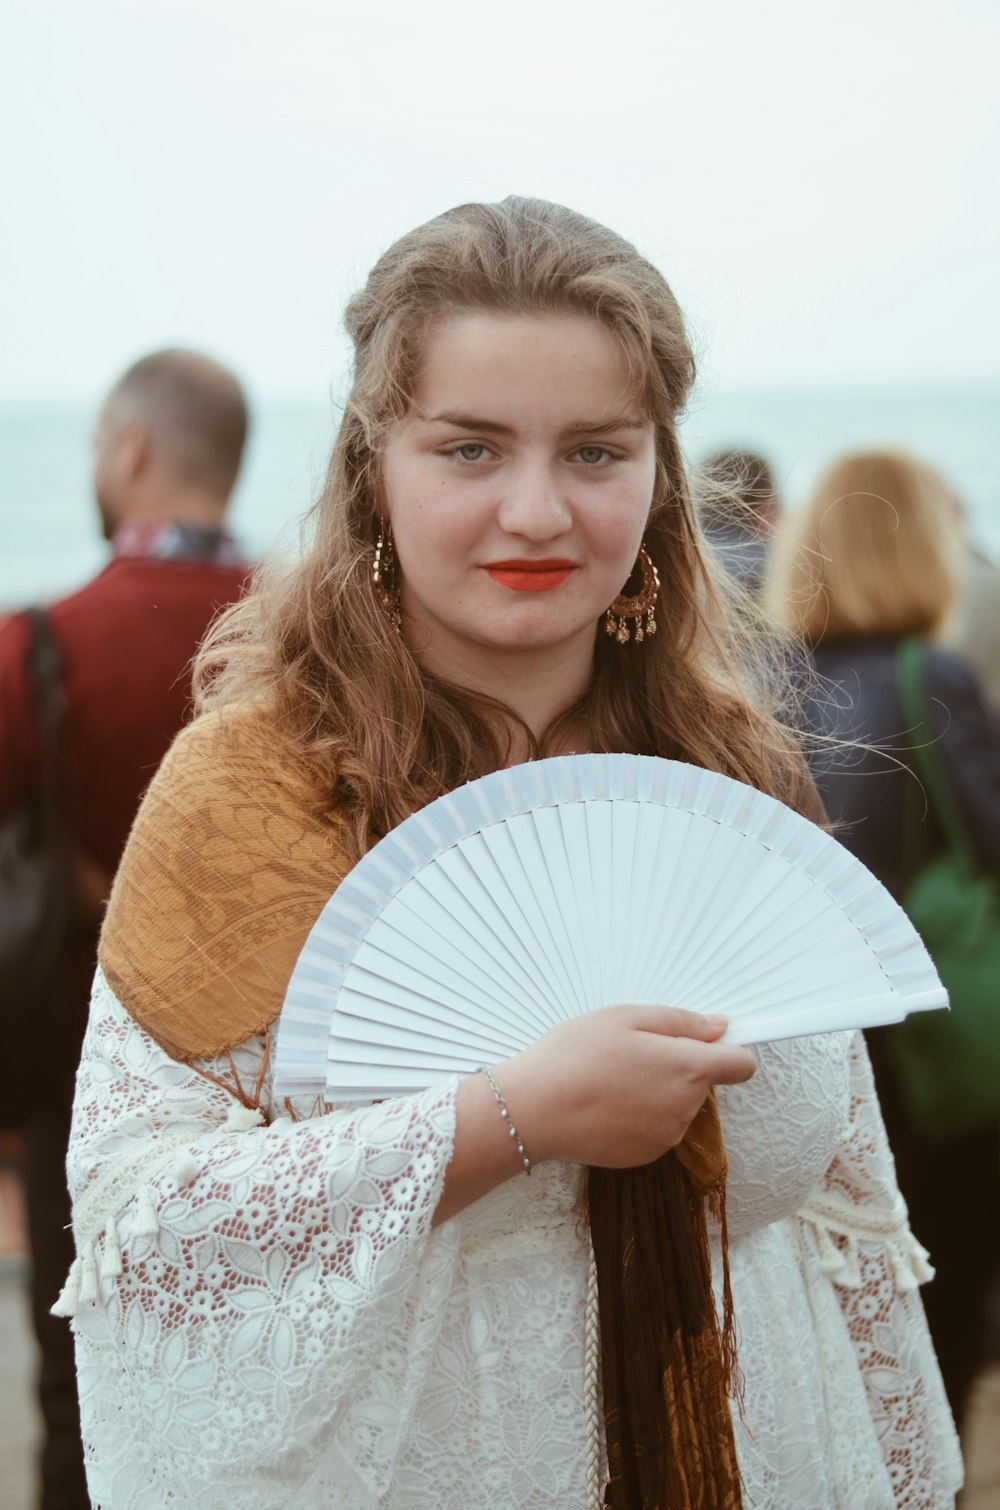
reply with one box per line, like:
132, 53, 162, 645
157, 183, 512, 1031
418, 409, 648, 438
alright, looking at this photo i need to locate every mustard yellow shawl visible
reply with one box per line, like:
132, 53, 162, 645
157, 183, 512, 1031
99, 710, 350, 1063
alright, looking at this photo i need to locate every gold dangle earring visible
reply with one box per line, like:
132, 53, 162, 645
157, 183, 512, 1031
372, 519, 402, 632
605, 546, 660, 644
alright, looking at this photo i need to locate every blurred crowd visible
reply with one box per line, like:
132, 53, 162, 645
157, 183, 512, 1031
2, 363, 999, 1505
704, 445, 1000, 1435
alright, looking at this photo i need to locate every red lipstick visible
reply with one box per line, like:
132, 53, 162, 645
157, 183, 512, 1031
484, 558, 576, 592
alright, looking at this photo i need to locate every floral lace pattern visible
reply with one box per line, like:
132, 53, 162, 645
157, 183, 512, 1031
718, 1034, 961, 1509
64, 971, 961, 1508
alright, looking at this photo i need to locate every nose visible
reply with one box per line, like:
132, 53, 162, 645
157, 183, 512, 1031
496, 457, 573, 541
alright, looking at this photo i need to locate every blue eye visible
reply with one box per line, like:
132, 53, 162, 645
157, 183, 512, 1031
576, 446, 610, 465
454, 443, 490, 462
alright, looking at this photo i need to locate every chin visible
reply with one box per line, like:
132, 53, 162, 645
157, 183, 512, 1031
407, 600, 596, 660
475, 617, 593, 653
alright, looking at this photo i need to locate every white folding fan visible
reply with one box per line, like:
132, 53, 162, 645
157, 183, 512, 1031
273, 754, 947, 1102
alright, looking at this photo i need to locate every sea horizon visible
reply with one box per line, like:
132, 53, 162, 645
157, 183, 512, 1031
3, 380, 998, 610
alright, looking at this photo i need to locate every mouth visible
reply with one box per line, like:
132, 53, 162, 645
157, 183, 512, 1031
483, 559, 577, 593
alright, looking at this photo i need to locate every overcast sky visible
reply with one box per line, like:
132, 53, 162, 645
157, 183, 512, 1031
3, 0, 998, 407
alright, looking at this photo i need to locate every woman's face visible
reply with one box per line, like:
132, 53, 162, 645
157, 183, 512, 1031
381, 311, 657, 684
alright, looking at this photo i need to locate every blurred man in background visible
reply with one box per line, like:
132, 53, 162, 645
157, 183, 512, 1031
0, 348, 251, 1509
699, 448, 782, 598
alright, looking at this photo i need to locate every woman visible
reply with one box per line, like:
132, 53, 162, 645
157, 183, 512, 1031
60, 202, 960, 1508
768, 448, 1000, 1431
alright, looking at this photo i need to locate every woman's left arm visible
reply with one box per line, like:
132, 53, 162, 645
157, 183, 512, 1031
795, 1033, 963, 1510
61, 970, 464, 1504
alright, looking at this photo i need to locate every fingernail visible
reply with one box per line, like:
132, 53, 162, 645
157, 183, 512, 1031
704, 1014, 729, 1027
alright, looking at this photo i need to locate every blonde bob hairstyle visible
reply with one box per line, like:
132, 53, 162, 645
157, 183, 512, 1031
768, 450, 961, 645
195, 197, 813, 858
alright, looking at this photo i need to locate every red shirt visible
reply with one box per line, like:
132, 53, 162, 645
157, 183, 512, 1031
0, 554, 250, 875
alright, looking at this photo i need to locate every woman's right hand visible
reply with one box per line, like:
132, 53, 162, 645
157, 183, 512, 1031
435, 1006, 757, 1225
501, 1005, 757, 1169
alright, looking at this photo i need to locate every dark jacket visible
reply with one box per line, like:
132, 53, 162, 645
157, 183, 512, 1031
806, 637, 1000, 900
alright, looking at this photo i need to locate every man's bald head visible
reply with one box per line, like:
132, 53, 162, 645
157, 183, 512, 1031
99, 348, 248, 499
93, 349, 248, 538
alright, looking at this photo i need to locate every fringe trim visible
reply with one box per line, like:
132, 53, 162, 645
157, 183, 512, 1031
588, 1146, 744, 1509
51, 1257, 82, 1318
79, 1247, 99, 1305
223, 1103, 266, 1133
134, 1185, 160, 1237
169, 1153, 200, 1187
52, 1088, 267, 1320
100, 1216, 123, 1279
797, 1197, 935, 1292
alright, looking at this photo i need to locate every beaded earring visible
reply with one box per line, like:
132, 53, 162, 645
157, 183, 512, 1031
372, 519, 402, 631
604, 547, 660, 644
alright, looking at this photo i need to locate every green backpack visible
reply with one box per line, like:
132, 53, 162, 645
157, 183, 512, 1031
884, 638, 1000, 1140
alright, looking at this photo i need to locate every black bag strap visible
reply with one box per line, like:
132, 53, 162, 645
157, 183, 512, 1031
895, 638, 977, 875
23, 606, 70, 831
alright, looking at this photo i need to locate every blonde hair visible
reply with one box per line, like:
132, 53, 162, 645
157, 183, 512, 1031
768, 450, 961, 643
195, 197, 813, 858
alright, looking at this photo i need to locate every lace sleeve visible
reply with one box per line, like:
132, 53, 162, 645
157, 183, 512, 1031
59, 968, 462, 1503
796, 1032, 963, 1509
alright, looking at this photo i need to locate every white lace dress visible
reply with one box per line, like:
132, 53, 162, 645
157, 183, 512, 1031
60, 969, 962, 1509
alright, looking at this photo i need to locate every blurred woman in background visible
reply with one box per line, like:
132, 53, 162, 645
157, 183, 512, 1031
768, 448, 1000, 1428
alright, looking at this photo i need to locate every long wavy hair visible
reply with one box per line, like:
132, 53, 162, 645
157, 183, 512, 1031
195, 196, 811, 859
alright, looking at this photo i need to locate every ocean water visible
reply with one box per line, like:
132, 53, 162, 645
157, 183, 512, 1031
2, 385, 998, 610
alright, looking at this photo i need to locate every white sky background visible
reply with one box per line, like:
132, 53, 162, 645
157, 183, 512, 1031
2, 0, 999, 407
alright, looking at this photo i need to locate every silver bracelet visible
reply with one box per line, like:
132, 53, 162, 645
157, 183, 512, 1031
479, 1066, 532, 1176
